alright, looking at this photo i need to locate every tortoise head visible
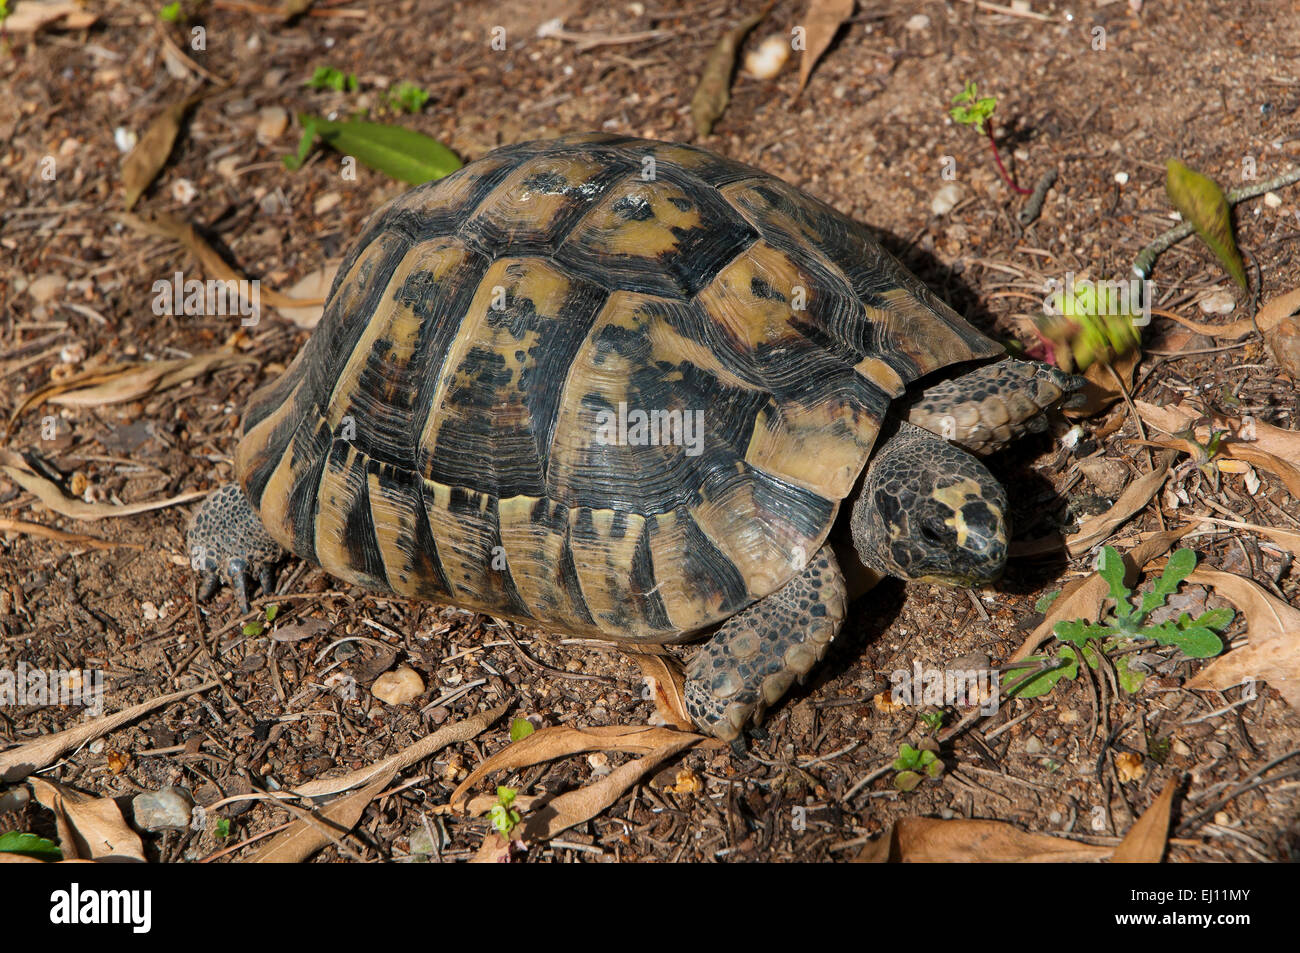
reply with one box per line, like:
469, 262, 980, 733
849, 423, 1008, 587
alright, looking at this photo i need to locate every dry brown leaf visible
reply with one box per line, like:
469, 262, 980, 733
1185, 568, 1300, 706
0, 517, 145, 551
1066, 452, 1174, 555
29, 778, 146, 862
518, 734, 699, 842
289, 704, 507, 798
115, 212, 326, 310
5, 0, 98, 33
249, 770, 393, 863
856, 817, 1111, 863
628, 651, 693, 730
797, 0, 854, 94
122, 93, 203, 210
275, 261, 340, 328
0, 680, 218, 782
1196, 517, 1300, 559
1265, 313, 1300, 379
0, 448, 208, 522
1111, 778, 1177, 863
1010, 526, 1195, 663
690, 0, 775, 137
449, 724, 712, 808
1064, 348, 1139, 418
1159, 286, 1300, 340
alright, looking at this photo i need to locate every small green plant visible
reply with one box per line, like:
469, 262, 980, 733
919, 711, 945, 732
509, 717, 535, 742
0, 831, 62, 861
892, 742, 943, 792
950, 81, 1030, 196
158, 1, 182, 21
214, 818, 232, 839
307, 66, 358, 93
242, 603, 279, 636
1009, 547, 1232, 699
488, 786, 522, 836
387, 81, 430, 114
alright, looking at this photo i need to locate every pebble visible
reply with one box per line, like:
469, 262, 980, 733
1024, 735, 1043, 755
216, 155, 242, 180
1114, 171, 1129, 185
905, 14, 930, 31
28, 273, 66, 305
256, 106, 289, 144
132, 786, 195, 831
743, 35, 790, 80
1264, 191, 1282, 208
314, 191, 342, 215
1076, 457, 1128, 498
931, 182, 964, 216
372, 664, 425, 705
1198, 290, 1236, 314
170, 178, 198, 204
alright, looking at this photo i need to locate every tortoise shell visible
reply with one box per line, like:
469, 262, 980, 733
234, 133, 1001, 642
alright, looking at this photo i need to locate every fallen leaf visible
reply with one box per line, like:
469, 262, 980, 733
0, 448, 208, 522
1165, 159, 1247, 289
519, 734, 699, 841
1064, 347, 1139, 418
289, 704, 507, 798
449, 724, 713, 809
1066, 452, 1174, 555
275, 262, 340, 328
5, 0, 98, 33
690, 0, 776, 137
122, 93, 203, 210
1157, 286, 1300, 340
113, 212, 326, 311
628, 651, 693, 730
1111, 778, 1177, 863
0, 517, 145, 551
797, 0, 854, 95
29, 778, 146, 862
1265, 316, 1300, 380
248, 770, 393, 863
856, 817, 1111, 863
0, 681, 218, 783
1185, 568, 1300, 706
1195, 517, 1300, 559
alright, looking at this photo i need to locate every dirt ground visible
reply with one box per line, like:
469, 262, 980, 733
1, 0, 1298, 863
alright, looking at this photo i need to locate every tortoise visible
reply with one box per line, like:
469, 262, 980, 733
187, 133, 1081, 743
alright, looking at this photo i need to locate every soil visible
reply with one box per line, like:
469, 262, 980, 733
1, 0, 1298, 863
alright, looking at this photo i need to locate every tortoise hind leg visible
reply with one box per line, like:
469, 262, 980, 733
685, 546, 847, 745
905, 359, 1085, 455
187, 483, 284, 612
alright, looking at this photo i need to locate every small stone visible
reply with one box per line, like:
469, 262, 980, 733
1048, 810, 1063, 824
1058, 708, 1080, 725
113, 127, 137, 153
170, 178, 198, 204
372, 664, 425, 705
1024, 735, 1043, 755
1114, 171, 1129, 185
587, 752, 611, 777
216, 155, 242, 180
28, 273, 67, 305
1076, 457, 1128, 498
256, 106, 289, 144
1198, 290, 1236, 314
314, 192, 342, 215
1264, 191, 1282, 208
1214, 811, 1231, 826
132, 786, 195, 831
905, 13, 930, 31
931, 182, 964, 216
743, 35, 790, 80
141, 601, 160, 621
1171, 739, 1191, 757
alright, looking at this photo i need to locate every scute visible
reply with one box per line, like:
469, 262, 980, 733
236, 134, 1000, 642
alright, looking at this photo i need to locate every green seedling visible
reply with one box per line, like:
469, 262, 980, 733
892, 742, 943, 792
158, 2, 182, 21
1009, 547, 1232, 699
0, 831, 62, 861
307, 66, 358, 93
949, 81, 1030, 196
919, 711, 945, 732
488, 786, 522, 836
509, 717, 535, 742
386, 81, 430, 114
242, 603, 279, 637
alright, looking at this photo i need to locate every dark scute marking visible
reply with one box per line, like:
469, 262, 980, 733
371, 460, 454, 596
450, 488, 532, 619
658, 507, 752, 619
630, 523, 673, 632
749, 275, 785, 302
521, 170, 568, 194
331, 443, 389, 590
612, 194, 655, 221
668, 196, 694, 212
282, 417, 335, 566
556, 535, 597, 628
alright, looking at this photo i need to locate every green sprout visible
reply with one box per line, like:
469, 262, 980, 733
488, 786, 522, 836
0, 831, 63, 861
158, 2, 182, 21
919, 711, 945, 733
1008, 547, 1232, 699
386, 81, 430, 114
949, 81, 1030, 195
242, 603, 279, 637
892, 742, 943, 792
307, 66, 358, 93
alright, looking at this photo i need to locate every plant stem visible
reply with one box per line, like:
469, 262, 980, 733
986, 125, 1031, 195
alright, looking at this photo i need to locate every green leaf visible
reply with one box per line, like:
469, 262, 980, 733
1034, 590, 1061, 613
264, 603, 279, 622
949, 81, 998, 133
917, 749, 936, 767
892, 744, 921, 772
158, 1, 181, 20
1054, 619, 1113, 646
1165, 159, 1248, 289
1170, 627, 1224, 659
215, 818, 231, 839
1115, 655, 1147, 694
387, 81, 430, 114
1139, 548, 1196, 616
509, 718, 535, 742
242, 621, 264, 636
893, 770, 923, 792
1189, 607, 1234, 632
1098, 546, 1132, 618
1004, 649, 1077, 699
307, 66, 357, 93
293, 114, 461, 185
925, 758, 944, 778
0, 831, 62, 860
